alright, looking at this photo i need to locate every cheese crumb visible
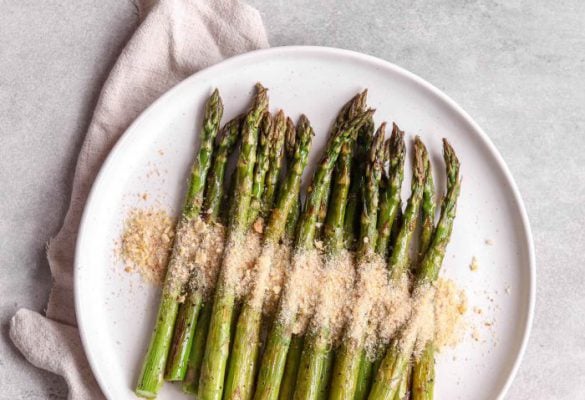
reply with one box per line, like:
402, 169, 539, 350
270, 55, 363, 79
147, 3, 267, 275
469, 256, 479, 272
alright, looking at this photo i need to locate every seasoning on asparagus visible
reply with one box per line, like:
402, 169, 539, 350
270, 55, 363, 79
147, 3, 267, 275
135, 89, 223, 398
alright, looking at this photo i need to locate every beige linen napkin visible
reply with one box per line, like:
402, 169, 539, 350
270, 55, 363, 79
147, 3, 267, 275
9, 0, 268, 398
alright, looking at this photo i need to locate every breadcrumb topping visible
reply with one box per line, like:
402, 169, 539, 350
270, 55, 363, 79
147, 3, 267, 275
263, 243, 292, 316
433, 278, 467, 349
277, 248, 324, 334
345, 253, 412, 356
311, 250, 356, 341
120, 209, 469, 357
220, 230, 263, 298
120, 208, 175, 284
186, 221, 226, 299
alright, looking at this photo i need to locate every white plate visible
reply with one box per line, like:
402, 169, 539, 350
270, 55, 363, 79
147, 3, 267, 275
75, 46, 535, 400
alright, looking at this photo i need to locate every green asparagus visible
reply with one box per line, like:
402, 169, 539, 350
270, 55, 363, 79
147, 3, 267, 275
254, 107, 374, 400
410, 140, 460, 400
328, 124, 386, 400
198, 84, 268, 400
369, 139, 460, 400
135, 89, 223, 398
223, 115, 314, 400
180, 115, 242, 392
293, 91, 368, 400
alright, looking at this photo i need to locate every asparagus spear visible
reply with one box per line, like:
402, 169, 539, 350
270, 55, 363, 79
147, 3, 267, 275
328, 124, 386, 400
282, 117, 303, 241
135, 89, 223, 398
276, 94, 369, 399
279, 335, 305, 400
353, 124, 407, 400
293, 135, 356, 400
410, 140, 460, 400
223, 116, 314, 400
180, 116, 243, 393
293, 91, 369, 400
375, 124, 406, 256
343, 116, 374, 250
198, 84, 268, 400
262, 111, 288, 217
254, 108, 374, 400
369, 139, 460, 400
165, 114, 242, 381
277, 119, 304, 400
247, 112, 274, 226
317, 91, 367, 238
354, 353, 376, 400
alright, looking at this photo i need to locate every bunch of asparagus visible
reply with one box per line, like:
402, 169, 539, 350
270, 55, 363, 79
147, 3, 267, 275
134, 83, 461, 400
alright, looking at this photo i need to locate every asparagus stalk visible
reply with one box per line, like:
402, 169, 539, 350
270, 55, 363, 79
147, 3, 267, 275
283, 117, 302, 241
343, 115, 375, 250
247, 112, 274, 225
223, 116, 314, 400
135, 89, 223, 398
180, 115, 242, 392
278, 94, 368, 399
262, 111, 288, 217
279, 335, 305, 400
354, 124, 407, 400
317, 91, 367, 238
354, 352, 376, 400
293, 90, 368, 400
198, 84, 268, 400
410, 140, 460, 400
254, 108, 374, 400
277, 120, 305, 400
375, 124, 406, 256
328, 124, 386, 400
369, 139, 461, 400
293, 138, 355, 400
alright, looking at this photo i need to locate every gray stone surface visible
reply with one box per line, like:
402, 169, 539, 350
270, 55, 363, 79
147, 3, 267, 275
0, 0, 583, 398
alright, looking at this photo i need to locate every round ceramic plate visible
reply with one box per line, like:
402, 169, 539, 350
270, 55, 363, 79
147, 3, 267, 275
75, 46, 535, 399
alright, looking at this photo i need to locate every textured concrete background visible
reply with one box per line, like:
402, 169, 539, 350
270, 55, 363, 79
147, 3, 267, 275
1, 1, 583, 399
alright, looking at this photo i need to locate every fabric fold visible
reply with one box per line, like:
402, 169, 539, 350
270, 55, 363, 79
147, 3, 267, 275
10, 1, 268, 398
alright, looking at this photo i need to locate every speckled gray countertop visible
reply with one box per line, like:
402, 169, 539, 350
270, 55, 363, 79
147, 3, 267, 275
1, 1, 583, 399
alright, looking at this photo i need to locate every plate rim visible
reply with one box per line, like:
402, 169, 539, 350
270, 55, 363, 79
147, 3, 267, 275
75, 45, 536, 399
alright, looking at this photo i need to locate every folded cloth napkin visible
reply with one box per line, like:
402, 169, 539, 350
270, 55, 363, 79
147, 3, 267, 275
9, 0, 268, 398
